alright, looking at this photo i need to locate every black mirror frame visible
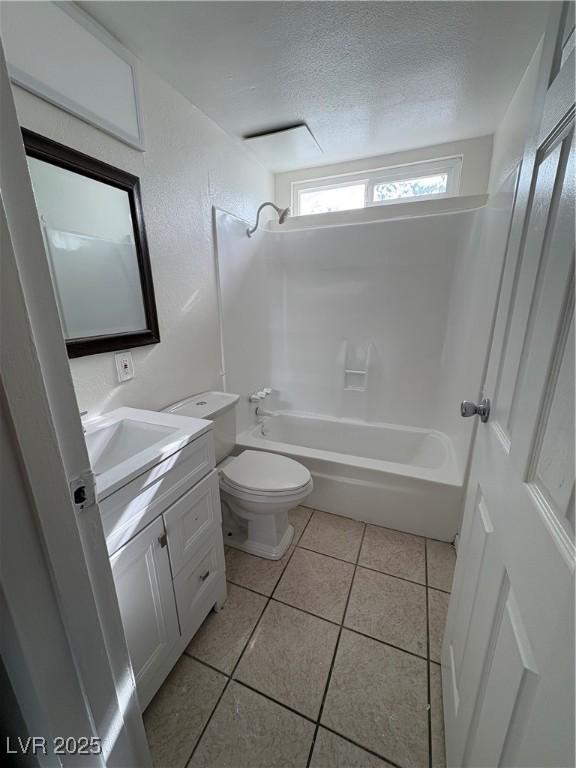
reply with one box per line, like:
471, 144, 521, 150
22, 128, 160, 358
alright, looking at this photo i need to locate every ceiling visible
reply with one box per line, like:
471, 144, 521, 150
79, 1, 550, 172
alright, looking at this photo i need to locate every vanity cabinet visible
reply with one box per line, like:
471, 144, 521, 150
103, 426, 226, 710
110, 517, 180, 708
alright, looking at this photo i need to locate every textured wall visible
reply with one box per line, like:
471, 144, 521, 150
214, 209, 271, 434
13, 64, 272, 418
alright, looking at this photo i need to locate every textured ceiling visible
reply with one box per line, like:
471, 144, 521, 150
79, 1, 549, 171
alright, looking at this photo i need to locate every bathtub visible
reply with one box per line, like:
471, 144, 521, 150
236, 412, 463, 541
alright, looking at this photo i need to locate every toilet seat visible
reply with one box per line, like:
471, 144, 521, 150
220, 476, 314, 505
220, 450, 311, 494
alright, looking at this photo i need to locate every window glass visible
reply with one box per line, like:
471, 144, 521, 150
299, 183, 366, 215
372, 173, 448, 202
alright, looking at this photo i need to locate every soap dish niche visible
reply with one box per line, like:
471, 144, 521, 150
342, 341, 373, 392
344, 369, 368, 391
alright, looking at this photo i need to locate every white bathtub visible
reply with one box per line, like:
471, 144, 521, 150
237, 412, 463, 541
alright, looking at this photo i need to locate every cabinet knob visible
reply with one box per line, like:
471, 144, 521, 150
200, 570, 210, 582
158, 532, 167, 548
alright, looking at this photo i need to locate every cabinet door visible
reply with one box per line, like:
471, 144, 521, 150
110, 516, 179, 709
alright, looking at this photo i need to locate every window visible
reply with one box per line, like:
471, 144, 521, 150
292, 157, 462, 216
299, 182, 366, 216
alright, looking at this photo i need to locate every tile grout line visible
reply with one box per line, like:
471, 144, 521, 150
188, 586, 433, 666
223, 568, 434, 664
180, 511, 450, 768
234, 679, 318, 725
228, 565, 451, 602
305, 521, 368, 768
297, 540, 451, 594
182, 599, 265, 768
225, 513, 438, 767
425, 538, 433, 768
189, 645, 405, 768
318, 724, 404, 768
235, 681, 405, 768
183, 510, 316, 767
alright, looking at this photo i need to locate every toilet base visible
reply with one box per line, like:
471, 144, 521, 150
223, 522, 294, 560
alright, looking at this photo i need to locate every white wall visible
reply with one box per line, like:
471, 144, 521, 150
12, 62, 272, 417
275, 135, 493, 209
489, 41, 543, 192
214, 209, 271, 433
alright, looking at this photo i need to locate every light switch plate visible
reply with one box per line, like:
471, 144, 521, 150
115, 350, 134, 382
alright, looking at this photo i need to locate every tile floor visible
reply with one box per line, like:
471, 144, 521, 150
144, 507, 456, 768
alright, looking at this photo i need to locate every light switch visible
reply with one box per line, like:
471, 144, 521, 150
115, 351, 134, 383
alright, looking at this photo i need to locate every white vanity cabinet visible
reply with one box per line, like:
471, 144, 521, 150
110, 517, 180, 709
95, 416, 226, 711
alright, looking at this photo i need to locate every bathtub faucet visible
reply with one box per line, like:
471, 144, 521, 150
248, 387, 272, 403
255, 406, 274, 418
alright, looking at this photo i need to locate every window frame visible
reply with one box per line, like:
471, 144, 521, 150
292, 156, 463, 216
296, 177, 370, 216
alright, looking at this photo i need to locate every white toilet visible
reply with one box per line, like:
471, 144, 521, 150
164, 391, 313, 559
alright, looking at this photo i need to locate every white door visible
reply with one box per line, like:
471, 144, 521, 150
0, 37, 150, 766
111, 517, 180, 709
442, 14, 575, 768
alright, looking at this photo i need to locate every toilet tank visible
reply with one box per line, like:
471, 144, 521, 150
163, 391, 239, 463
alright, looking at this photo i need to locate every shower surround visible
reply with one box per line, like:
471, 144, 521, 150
214, 199, 492, 539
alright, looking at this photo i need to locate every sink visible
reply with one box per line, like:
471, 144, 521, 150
83, 407, 213, 500
86, 419, 177, 476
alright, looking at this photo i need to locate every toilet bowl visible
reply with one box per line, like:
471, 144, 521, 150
219, 451, 313, 559
163, 392, 313, 560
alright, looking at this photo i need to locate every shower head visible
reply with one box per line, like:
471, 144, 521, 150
247, 202, 290, 237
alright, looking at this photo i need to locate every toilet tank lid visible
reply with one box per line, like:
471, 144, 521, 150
163, 391, 239, 420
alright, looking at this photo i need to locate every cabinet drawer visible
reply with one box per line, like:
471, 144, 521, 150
163, 469, 221, 577
102, 430, 215, 556
173, 532, 226, 640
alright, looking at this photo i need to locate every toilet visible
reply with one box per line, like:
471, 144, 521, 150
164, 391, 313, 559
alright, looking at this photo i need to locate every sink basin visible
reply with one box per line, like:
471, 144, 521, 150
83, 407, 213, 500
86, 419, 177, 476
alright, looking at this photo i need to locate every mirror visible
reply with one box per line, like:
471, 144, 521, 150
23, 129, 160, 358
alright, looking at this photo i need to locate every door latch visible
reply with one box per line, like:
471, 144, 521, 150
70, 472, 96, 510
73, 485, 87, 504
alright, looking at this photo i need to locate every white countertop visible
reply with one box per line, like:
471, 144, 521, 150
84, 407, 213, 500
